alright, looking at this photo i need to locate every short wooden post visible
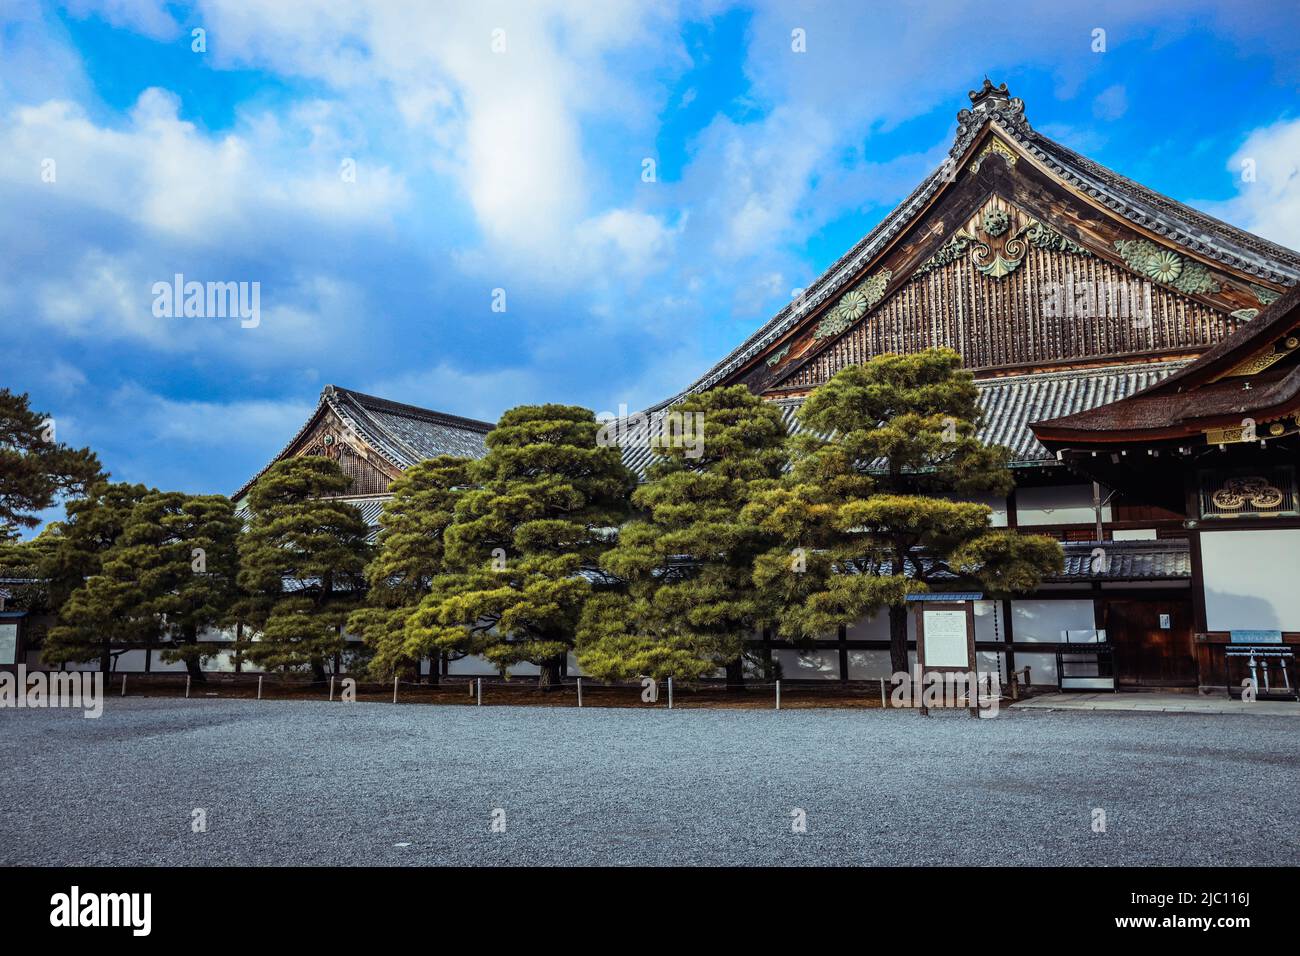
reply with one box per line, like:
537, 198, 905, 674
393, 674, 399, 704
577, 677, 583, 708
329, 675, 335, 702
775, 680, 781, 710
257, 675, 263, 700
667, 676, 673, 710
476, 677, 482, 707
879, 677, 887, 707
120, 674, 127, 697
185, 674, 191, 699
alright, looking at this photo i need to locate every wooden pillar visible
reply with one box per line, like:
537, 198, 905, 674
837, 623, 849, 683
1184, 469, 1210, 688
1001, 598, 1016, 679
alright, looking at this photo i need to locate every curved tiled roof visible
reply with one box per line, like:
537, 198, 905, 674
667, 83, 1300, 404
616, 361, 1187, 478
1055, 538, 1191, 581
233, 385, 492, 500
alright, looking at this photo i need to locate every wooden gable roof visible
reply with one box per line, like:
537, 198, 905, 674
676, 80, 1298, 402
233, 385, 492, 501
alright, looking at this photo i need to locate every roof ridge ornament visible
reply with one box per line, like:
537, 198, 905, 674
969, 77, 1010, 111
951, 78, 1030, 165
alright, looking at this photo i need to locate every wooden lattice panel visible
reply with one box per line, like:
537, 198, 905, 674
780, 245, 1242, 389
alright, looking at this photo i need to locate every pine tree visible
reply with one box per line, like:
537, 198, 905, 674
576, 386, 787, 684
236, 457, 371, 680
42, 482, 154, 673
347, 455, 473, 678
0, 388, 102, 539
406, 405, 634, 687
0, 535, 58, 615
744, 349, 1062, 674
108, 492, 241, 680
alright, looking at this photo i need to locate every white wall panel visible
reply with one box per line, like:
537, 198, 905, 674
1015, 484, 1110, 527
1202, 528, 1300, 631
1013, 651, 1058, 685
446, 654, 499, 676
773, 649, 839, 680
1011, 599, 1096, 643
846, 649, 892, 679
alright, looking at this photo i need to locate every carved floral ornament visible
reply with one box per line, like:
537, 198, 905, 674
1113, 238, 1220, 296
814, 269, 893, 340
969, 138, 1018, 173
1211, 476, 1285, 512
765, 342, 791, 368
1231, 284, 1284, 321
915, 202, 1091, 281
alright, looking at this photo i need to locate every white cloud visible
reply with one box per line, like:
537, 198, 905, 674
64, 0, 181, 40
1205, 117, 1300, 250
164, 0, 689, 283
574, 208, 683, 279
1092, 85, 1128, 122
35, 249, 146, 340
0, 92, 408, 247
49, 383, 316, 493
117, 385, 314, 449
361, 362, 547, 424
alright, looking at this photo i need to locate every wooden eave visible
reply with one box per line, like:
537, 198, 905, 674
1031, 286, 1300, 447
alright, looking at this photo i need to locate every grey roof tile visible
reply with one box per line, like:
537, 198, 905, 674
233, 386, 491, 500
1055, 539, 1191, 580
617, 361, 1188, 477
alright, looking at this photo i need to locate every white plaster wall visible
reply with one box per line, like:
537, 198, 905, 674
1011, 599, 1096, 643
848, 601, 1002, 642
1015, 484, 1110, 526
1014, 651, 1058, 686
1112, 528, 1157, 541
772, 648, 839, 680
1202, 528, 1300, 631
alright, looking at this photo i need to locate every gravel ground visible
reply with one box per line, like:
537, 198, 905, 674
1, 697, 1296, 866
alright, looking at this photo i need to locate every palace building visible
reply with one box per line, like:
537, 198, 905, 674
51, 80, 1297, 692
231, 384, 494, 538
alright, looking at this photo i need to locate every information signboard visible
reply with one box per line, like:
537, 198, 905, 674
912, 599, 978, 716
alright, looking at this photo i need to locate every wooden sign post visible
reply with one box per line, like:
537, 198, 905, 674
910, 594, 979, 717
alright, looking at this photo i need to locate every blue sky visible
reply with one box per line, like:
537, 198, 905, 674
4, 0, 1300, 522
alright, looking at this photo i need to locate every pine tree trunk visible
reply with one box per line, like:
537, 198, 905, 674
310, 657, 327, 683
724, 658, 745, 692
99, 643, 112, 676
535, 655, 566, 691
184, 656, 206, 682
183, 624, 206, 683
537, 655, 563, 690
888, 603, 910, 675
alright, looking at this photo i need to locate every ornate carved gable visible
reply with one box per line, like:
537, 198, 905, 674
290, 408, 403, 496
704, 80, 1298, 398
771, 195, 1260, 392
233, 385, 492, 502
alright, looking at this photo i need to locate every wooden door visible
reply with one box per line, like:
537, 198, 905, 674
1104, 598, 1197, 687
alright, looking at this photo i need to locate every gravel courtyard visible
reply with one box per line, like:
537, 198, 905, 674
2, 698, 1296, 866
